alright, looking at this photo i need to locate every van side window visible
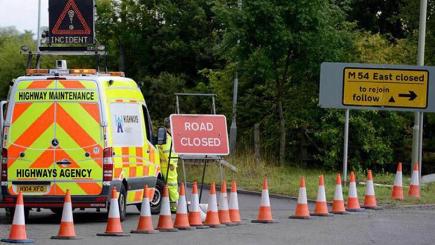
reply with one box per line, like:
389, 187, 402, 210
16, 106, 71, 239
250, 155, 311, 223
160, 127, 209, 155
142, 105, 153, 142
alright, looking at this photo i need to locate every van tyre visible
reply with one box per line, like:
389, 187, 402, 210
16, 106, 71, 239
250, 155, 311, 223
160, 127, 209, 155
6, 207, 30, 223
150, 178, 164, 214
50, 208, 63, 217
118, 185, 127, 221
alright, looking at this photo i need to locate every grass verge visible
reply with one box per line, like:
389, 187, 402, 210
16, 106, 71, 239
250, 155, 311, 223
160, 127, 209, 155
181, 154, 435, 206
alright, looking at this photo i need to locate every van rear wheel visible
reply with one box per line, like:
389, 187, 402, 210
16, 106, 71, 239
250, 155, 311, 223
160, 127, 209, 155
6, 208, 30, 223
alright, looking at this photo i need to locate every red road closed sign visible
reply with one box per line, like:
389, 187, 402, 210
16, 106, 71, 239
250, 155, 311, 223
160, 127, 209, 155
170, 114, 229, 155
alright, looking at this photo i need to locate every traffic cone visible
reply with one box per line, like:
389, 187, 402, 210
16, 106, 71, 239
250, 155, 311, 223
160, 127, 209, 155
97, 187, 129, 236
363, 170, 378, 209
290, 176, 310, 219
331, 174, 346, 214
311, 175, 331, 216
228, 180, 242, 224
392, 162, 404, 200
408, 163, 420, 199
131, 185, 158, 234
51, 190, 78, 239
252, 177, 278, 223
204, 182, 224, 228
157, 185, 178, 232
188, 181, 208, 229
1, 192, 33, 243
218, 180, 234, 225
346, 172, 364, 212
174, 183, 194, 230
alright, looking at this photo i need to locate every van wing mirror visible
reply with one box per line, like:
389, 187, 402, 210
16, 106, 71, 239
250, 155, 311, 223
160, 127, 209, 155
157, 127, 167, 145
0, 101, 7, 129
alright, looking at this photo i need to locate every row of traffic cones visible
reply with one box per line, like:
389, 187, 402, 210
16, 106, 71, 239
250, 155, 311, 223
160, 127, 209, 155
251, 162, 421, 223
392, 162, 421, 200
250, 173, 371, 222
128, 180, 242, 234
1, 179, 243, 243
0, 190, 77, 243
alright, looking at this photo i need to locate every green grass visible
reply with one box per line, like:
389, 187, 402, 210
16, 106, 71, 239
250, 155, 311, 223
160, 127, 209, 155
181, 154, 435, 206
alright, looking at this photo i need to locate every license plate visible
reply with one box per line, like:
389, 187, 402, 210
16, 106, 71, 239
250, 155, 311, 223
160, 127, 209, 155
16, 185, 47, 193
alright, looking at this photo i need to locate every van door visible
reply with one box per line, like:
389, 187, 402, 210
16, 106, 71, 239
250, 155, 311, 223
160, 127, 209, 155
52, 80, 103, 196
7, 80, 57, 195
6, 80, 103, 196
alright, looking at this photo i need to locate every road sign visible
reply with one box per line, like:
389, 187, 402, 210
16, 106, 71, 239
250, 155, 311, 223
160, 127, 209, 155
48, 0, 94, 45
170, 114, 229, 155
320, 62, 435, 112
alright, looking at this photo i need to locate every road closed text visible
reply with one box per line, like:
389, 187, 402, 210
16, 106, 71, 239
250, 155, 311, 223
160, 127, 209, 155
180, 122, 222, 147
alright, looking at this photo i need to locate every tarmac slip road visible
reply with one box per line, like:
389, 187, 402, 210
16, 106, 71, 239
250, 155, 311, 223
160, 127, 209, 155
0, 189, 434, 245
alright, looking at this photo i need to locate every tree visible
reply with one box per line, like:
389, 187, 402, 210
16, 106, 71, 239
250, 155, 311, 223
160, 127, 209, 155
0, 28, 35, 98
211, 0, 354, 165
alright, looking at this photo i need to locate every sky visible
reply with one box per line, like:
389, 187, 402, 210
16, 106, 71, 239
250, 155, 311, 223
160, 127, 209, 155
0, 0, 49, 35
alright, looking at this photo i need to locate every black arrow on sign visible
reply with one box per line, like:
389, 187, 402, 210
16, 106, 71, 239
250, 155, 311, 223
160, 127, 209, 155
399, 91, 417, 101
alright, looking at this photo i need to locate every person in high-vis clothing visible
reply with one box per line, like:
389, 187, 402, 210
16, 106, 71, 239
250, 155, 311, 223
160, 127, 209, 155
159, 118, 179, 212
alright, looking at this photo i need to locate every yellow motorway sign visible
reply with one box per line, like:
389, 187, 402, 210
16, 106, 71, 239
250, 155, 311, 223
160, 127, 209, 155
342, 68, 429, 109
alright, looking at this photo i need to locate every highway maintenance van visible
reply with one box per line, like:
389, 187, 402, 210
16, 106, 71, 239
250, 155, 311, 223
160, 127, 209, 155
0, 63, 167, 220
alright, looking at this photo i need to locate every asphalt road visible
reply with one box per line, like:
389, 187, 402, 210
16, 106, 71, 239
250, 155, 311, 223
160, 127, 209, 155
0, 188, 434, 245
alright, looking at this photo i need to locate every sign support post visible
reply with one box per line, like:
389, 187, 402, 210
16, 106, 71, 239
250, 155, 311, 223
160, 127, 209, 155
414, 0, 428, 181
342, 109, 350, 184
36, 0, 42, 68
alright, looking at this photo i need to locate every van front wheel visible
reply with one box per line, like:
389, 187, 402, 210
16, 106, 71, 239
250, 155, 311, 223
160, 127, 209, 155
118, 185, 127, 221
150, 178, 164, 214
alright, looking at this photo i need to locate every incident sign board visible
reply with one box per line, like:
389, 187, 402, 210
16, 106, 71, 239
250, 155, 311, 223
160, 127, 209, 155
170, 114, 229, 155
320, 62, 435, 112
48, 0, 94, 45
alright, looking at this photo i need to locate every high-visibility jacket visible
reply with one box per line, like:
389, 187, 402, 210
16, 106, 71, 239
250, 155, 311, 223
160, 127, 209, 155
158, 132, 179, 204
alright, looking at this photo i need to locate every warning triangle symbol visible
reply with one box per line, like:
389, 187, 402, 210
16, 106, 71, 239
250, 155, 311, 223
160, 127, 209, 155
52, 0, 91, 35
389, 96, 395, 103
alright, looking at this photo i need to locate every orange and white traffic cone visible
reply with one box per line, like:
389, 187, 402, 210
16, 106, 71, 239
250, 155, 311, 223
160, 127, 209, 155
290, 176, 310, 219
188, 181, 208, 229
408, 163, 420, 199
174, 183, 194, 230
331, 174, 346, 214
228, 180, 242, 224
204, 182, 224, 228
131, 185, 158, 234
157, 185, 178, 232
392, 162, 404, 200
252, 177, 278, 223
97, 187, 129, 236
1, 192, 33, 243
51, 190, 78, 239
218, 180, 234, 225
311, 175, 331, 216
346, 172, 363, 212
363, 170, 378, 209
